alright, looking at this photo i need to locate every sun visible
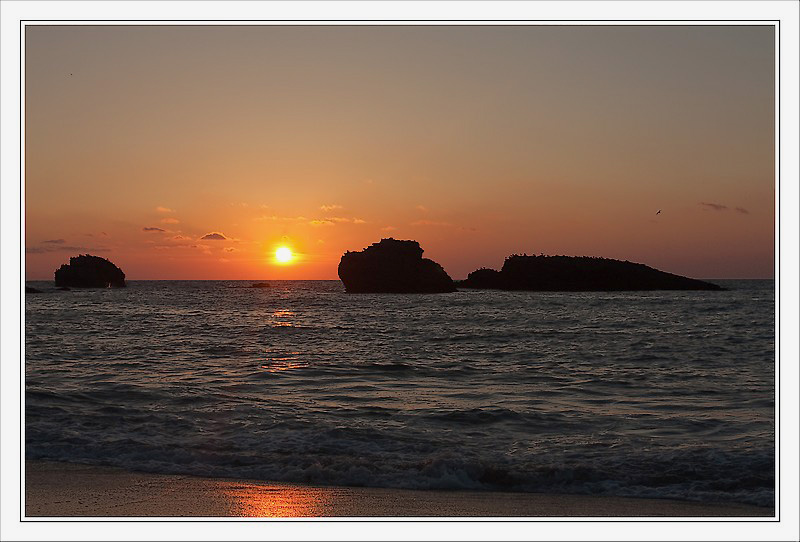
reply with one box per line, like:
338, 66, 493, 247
275, 246, 293, 264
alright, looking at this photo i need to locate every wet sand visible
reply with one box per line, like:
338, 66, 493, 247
24, 460, 774, 518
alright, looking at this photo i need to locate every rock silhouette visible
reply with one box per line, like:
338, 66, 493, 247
25, 286, 42, 294
338, 238, 456, 293
459, 254, 723, 291
251, 282, 271, 288
54, 254, 126, 288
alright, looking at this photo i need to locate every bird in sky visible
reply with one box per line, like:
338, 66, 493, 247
656, 209, 661, 215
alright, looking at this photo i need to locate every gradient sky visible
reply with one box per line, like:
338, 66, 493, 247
25, 25, 775, 280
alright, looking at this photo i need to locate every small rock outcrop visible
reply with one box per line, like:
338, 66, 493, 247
251, 282, 270, 288
25, 286, 42, 294
54, 254, 126, 288
338, 238, 456, 293
459, 254, 723, 291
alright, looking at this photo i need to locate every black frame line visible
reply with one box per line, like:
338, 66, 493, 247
18, 18, 782, 525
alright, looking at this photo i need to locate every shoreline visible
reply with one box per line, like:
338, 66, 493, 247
24, 460, 774, 518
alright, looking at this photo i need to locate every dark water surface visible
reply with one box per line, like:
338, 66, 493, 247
25, 280, 775, 507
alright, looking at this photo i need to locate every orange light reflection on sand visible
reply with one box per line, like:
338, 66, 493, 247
222, 484, 332, 517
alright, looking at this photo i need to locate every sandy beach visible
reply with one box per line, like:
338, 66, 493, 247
24, 460, 773, 518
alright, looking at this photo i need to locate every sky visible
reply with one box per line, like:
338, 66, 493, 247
25, 25, 775, 280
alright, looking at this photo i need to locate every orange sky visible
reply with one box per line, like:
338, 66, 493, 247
25, 25, 775, 280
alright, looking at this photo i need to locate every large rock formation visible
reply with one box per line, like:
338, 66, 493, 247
54, 254, 126, 288
459, 254, 723, 291
338, 238, 456, 293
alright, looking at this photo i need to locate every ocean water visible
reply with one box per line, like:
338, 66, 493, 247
25, 280, 775, 508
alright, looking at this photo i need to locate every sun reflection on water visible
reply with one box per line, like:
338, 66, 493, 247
261, 351, 309, 372
270, 309, 297, 327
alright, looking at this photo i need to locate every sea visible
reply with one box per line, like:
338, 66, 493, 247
24, 279, 775, 508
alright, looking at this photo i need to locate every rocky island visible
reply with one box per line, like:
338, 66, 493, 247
54, 254, 126, 288
459, 254, 723, 291
338, 238, 456, 293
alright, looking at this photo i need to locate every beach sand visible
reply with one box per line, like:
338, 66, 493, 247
24, 460, 773, 518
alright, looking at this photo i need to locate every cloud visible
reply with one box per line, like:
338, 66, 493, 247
320, 204, 342, 212
42, 239, 65, 244
254, 215, 306, 222
381, 226, 397, 232
201, 232, 227, 240
172, 235, 190, 241
143, 227, 166, 232
699, 202, 728, 212
161, 217, 180, 224
410, 219, 451, 227
156, 206, 174, 213
416, 205, 428, 212
735, 207, 750, 214
26, 245, 110, 254
224, 247, 238, 253
309, 216, 367, 225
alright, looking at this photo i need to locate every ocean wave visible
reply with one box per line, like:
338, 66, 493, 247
24, 280, 775, 508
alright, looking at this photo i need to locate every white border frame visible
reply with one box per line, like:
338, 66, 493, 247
3, 2, 798, 541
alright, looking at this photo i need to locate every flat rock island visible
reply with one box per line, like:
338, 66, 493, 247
459, 254, 723, 291
54, 254, 126, 288
338, 238, 456, 293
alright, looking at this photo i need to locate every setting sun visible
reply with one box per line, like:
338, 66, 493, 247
275, 247, 293, 264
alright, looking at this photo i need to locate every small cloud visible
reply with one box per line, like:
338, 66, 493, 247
328, 217, 351, 223
317, 239, 325, 244
100, 232, 109, 237
416, 205, 428, 212
353, 218, 366, 224
156, 206, 174, 213
254, 215, 306, 222
410, 219, 451, 227
219, 258, 229, 263
735, 207, 750, 214
161, 217, 180, 224
320, 204, 342, 212
699, 202, 728, 212
42, 239, 65, 244
143, 227, 166, 232
224, 247, 238, 253
310, 220, 334, 226
201, 232, 227, 240
26, 245, 111, 254
172, 235, 190, 241
381, 226, 397, 232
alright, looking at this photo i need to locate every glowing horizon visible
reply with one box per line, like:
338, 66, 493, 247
24, 25, 775, 281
